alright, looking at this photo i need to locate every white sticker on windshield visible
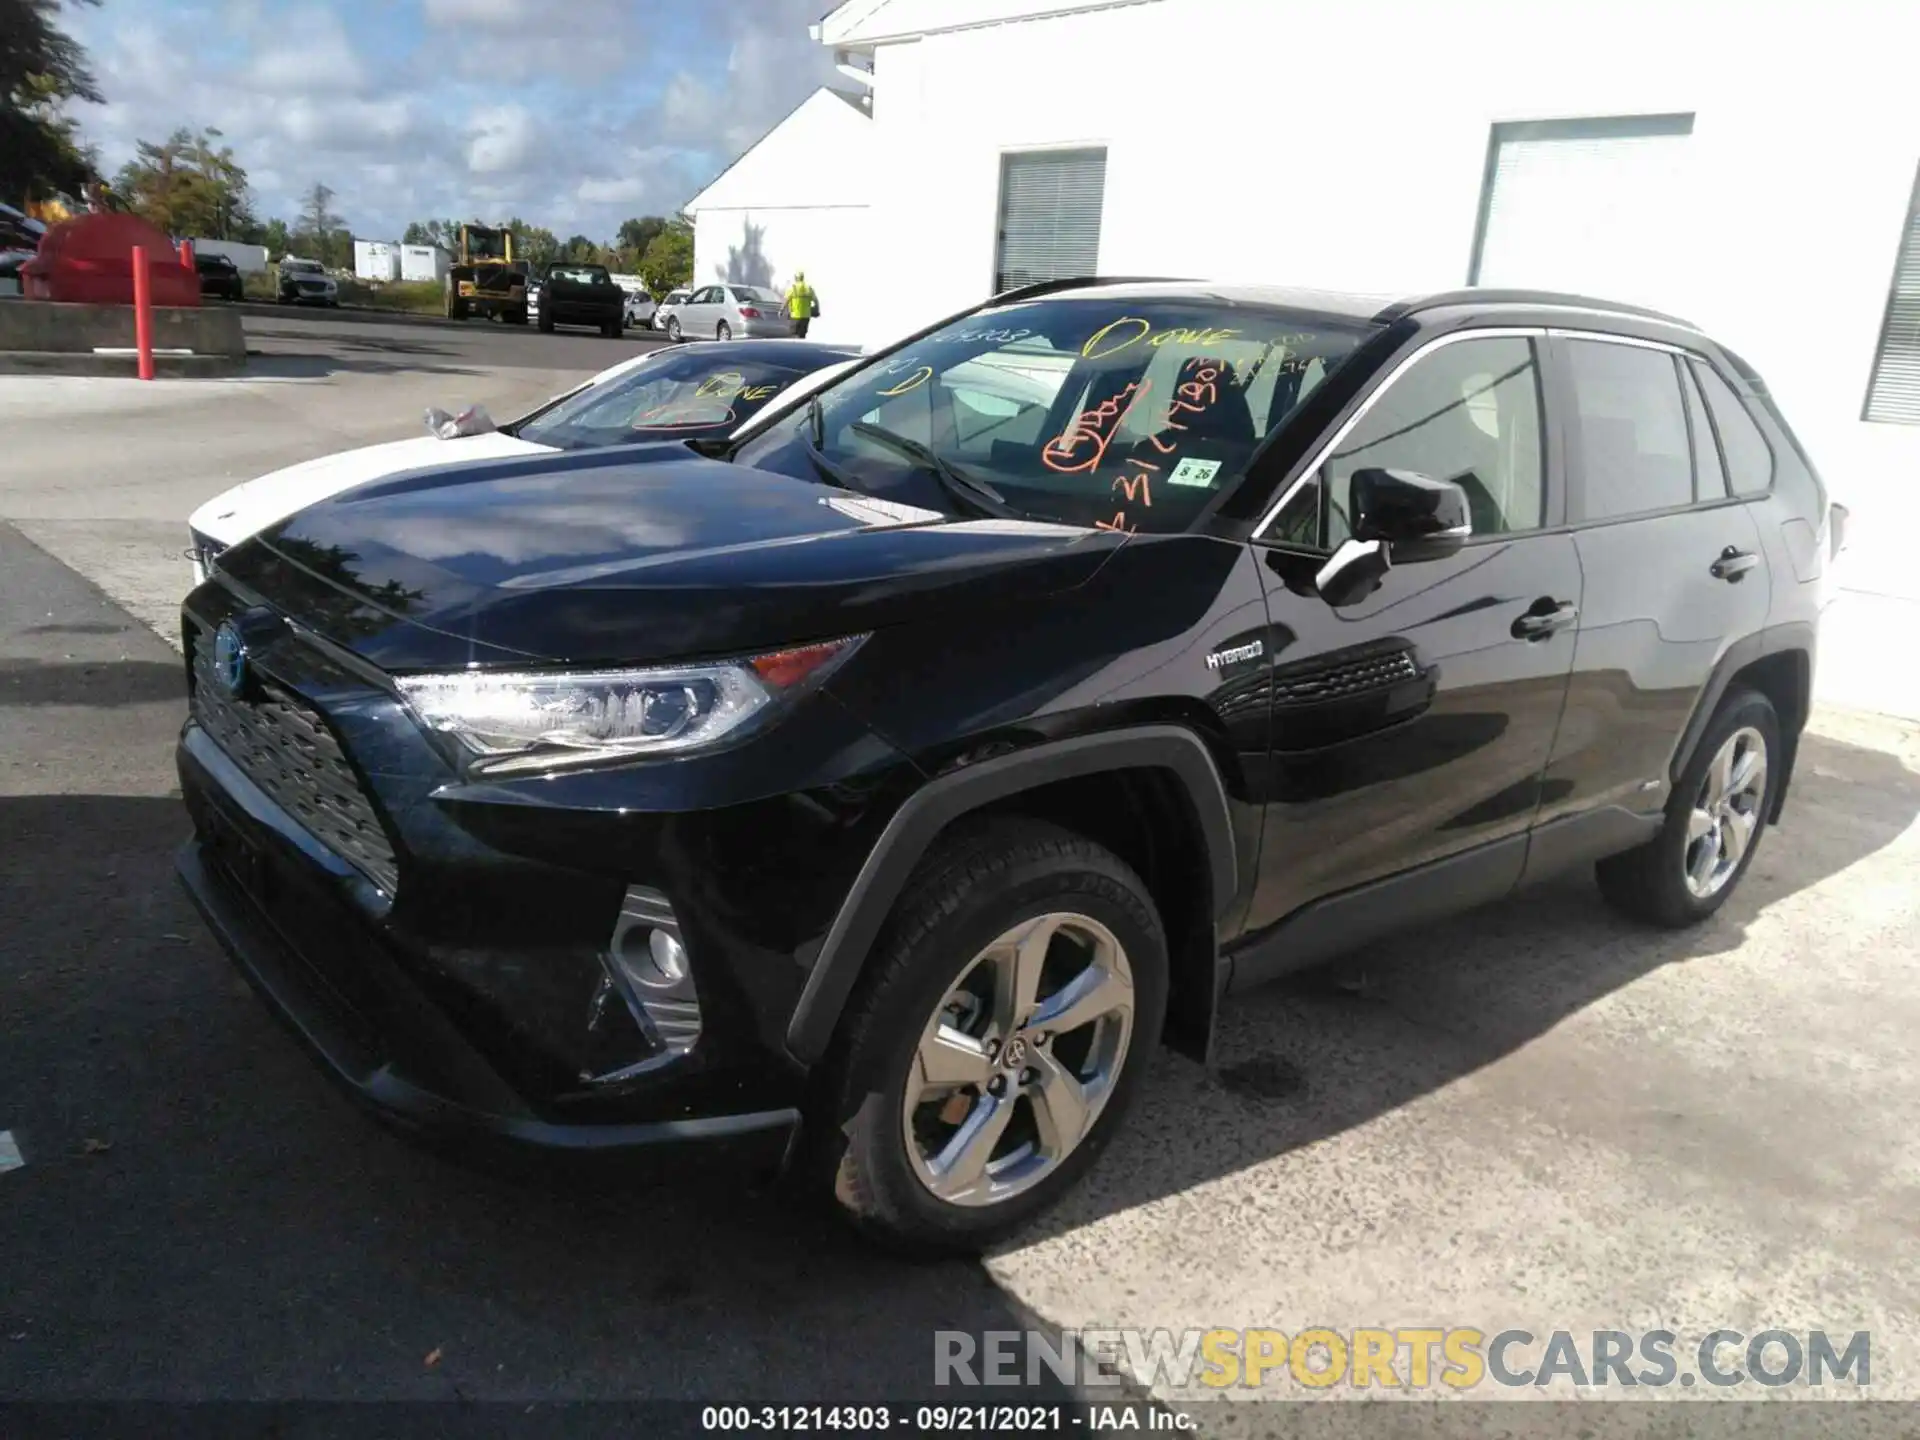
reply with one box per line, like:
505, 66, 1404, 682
1168, 457, 1223, 488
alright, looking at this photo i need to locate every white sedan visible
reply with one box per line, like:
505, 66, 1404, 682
186, 339, 862, 584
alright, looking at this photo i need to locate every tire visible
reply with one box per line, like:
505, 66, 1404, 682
537, 308, 554, 334
806, 818, 1168, 1255
603, 317, 621, 338
1596, 685, 1781, 928
717, 320, 732, 341
666, 316, 682, 342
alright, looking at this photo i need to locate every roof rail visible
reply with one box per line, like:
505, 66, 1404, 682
986, 275, 1191, 304
1374, 288, 1697, 330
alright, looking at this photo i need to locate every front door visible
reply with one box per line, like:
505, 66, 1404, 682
1234, 330, 1583, 981
1531, 333, 1775, 849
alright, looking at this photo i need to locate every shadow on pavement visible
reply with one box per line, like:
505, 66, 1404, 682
0, 657, 183, 707
0, 789, 1072, 1403
1004, 724, 1920, 1246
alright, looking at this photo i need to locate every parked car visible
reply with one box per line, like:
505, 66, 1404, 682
174, 279, 1838, 1252
654, 287, 690, 335
0, 203, 46, 298
535, 261, 625, 337
276, 256, 337, 306
624, 288, 658, 330
194, 251, 245, 302
664, 283, 792, 342
184, 339, 860, 581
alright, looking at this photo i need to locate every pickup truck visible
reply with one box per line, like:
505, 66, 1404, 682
535, 262, 625, 337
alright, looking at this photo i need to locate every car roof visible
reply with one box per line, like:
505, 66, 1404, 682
999, 277, 1698, 332
697, 339, 862, 367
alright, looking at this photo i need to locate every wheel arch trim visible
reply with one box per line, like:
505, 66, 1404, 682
783, 725, 1237, 1065
1668, 620, 1814, 824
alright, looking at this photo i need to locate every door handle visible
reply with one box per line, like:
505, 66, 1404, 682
1511, 599, 1578, 641
1711, 546, 1759, 582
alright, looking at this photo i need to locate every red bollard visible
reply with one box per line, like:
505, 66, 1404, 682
179, 238, 195, 270
131, 244, 155, 381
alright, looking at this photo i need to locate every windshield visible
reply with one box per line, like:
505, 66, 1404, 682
516, 350, 816, 450
282, 259, 320, 273
731, 295, 1374, 533
467, 229, 508, 260
550, 265, 609, 284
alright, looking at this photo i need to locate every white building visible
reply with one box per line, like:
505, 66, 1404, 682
683, 87, 872, 322
736, 0, 1916, 601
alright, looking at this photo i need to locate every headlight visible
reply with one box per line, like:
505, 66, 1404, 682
396, 635, 865, 774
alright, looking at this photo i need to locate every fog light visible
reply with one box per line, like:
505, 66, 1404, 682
587, 885, 702, 1083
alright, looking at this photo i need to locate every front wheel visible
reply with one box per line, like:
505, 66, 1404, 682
808, 819, 1167, 1254
1596, 686, 1781, 927
665, 316, 682, 342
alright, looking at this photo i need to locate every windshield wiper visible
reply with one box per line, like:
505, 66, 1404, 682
848, 421, 1018, 520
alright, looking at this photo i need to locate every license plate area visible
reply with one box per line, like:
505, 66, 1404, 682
203, 804, 274, 910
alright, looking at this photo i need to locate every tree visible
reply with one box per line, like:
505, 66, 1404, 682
2, 0, 103, 204
114, 127, 254, 239
259, 217, 291, 259
502, 216, 559, 270
293, 181, 349, 267
402, 217, 463, 248
614, 215, 667, 271
561, 233, 601, 264
638, 219, 693, 293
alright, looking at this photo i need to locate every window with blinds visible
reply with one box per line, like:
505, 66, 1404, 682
1468, 115, 1694, 306
993, 148, 1107, 294
1864, 162, 1920, 425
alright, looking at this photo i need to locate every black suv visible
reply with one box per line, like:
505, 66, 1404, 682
176, 280, 1837, 1251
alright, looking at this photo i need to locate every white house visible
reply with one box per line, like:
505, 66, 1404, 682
785, 0, 1919, 608
682, 87, 873, 329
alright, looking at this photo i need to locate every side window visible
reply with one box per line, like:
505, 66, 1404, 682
1566, 339, 1692, 520
1691, 360, 1774, 496
1322, 336, 1544, 547
1678, 360, 1728, 500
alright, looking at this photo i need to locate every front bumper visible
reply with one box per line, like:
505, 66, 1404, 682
174, 720, 803, 1169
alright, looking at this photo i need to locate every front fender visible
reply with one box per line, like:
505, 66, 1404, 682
781, 724, 1237, 1065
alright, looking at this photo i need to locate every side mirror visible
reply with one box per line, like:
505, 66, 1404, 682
1314, 468, 1472, 607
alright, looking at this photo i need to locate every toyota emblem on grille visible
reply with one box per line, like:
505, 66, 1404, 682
212, 620, 249, 699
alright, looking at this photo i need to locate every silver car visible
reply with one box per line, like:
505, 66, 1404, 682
653, 287, 690, 337
664, 283, 793, 342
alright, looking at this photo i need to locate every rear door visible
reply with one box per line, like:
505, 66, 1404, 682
1235, 329, 1584, 974
1531, 331, 1772, 850
683, 286, 721, 335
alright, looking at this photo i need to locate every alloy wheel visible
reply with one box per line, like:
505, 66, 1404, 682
902, 911, 1134, 1208
1683, 725, 1768, 898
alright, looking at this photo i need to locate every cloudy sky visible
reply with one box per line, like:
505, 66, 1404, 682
63, 0, 843, 241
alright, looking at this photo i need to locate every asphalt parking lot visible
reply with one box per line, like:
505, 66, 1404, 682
3, 311, 1920, 1429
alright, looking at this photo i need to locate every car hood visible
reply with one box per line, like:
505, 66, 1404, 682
190, 431, 556, 549
219, 446, 1121, 670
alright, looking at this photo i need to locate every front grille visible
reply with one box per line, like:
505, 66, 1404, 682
1272, 648, 1420, 707
190, 630, 400, 895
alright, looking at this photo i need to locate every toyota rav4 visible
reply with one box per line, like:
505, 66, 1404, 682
175, 279, 1839, 1252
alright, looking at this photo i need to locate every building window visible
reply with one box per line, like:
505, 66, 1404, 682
1468, 114, 1694, 300
1863, 161, 1920, 425
993, 148, 1106, 294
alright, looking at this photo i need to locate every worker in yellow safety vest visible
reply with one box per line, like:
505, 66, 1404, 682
787, 270, 819, 338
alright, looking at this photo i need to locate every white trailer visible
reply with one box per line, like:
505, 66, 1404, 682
191, 239, 269, 274
401, 244, 451, 284
354, 239, 400, 282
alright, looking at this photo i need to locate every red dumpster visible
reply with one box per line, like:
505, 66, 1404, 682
21, 212, 200, 307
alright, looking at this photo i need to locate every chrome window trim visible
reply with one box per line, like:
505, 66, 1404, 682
1253, 325, 1549, 540
1548, 327, 1689, 356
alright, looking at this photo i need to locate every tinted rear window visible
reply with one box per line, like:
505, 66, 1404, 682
1566, 340, 1692, 519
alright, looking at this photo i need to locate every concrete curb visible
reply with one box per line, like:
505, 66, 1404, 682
0, 350, 245, 378
226, 300, 483, 331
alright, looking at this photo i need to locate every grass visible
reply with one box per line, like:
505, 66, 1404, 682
237, 270, 446, 314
